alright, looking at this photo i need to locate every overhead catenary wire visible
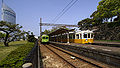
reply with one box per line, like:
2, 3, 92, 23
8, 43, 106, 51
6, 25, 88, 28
53, 0, 78, 23
52, 0, 74, 22
45, 0, 78, 31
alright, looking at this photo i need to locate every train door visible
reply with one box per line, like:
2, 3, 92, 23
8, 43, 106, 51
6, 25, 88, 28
83, 32, 88, 44
75, 34, 81, 43
69, 33, 74, 43
90, 33, 94, 43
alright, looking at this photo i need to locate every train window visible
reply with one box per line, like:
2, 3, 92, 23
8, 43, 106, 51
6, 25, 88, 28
84, 33, 87, 38
88, 33, 90, 38
76, 34, 79, 39
42, 37, 45, 39
69, 35, 72, 39
46, 37, 48, 39
63, 35, 65, 39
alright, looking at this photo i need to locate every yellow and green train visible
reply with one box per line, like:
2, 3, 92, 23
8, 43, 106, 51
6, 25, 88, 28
50, 30, 94, 44
41, 34, 49, 44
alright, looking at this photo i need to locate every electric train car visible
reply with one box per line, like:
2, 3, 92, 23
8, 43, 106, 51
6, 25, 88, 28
70, 30, 94, 44
50, 30, 94, 44
41, 34, 49, 44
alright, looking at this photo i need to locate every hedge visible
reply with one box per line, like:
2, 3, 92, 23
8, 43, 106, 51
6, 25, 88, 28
0, 42, 34, 68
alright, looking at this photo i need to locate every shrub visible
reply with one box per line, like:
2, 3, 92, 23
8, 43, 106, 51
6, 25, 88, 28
0, 42, 34, 68
27, 35, 37, 42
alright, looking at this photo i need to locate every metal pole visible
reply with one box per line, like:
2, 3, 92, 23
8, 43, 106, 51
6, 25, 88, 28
40, 18, 42, 38
67, 32, 69, 43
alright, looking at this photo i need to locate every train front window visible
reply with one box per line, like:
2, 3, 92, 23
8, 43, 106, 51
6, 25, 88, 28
46, 37, 48, 39
42, 37, 45, 39
84, 33, 87, 38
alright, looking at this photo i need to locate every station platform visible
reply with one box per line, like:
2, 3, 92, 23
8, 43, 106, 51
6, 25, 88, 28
93, 40, 120, 45
50, 41, 120, 57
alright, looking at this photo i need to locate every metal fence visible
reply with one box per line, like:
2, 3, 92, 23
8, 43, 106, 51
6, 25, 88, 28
23, 40, 39, 68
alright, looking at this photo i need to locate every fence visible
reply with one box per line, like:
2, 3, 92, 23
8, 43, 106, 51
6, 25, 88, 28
23, 40, 40, 68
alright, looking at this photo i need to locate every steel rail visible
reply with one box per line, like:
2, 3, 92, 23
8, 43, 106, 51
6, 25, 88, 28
44, 45, 77, 68
49, 44, 103, 68
50, 43, 120, 67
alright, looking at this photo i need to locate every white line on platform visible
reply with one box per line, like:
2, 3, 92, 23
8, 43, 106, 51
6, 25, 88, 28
91, 47, 96, 49
102, 49, 111, 51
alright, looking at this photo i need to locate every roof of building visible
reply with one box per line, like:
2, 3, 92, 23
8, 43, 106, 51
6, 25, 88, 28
49, 28, 74, 36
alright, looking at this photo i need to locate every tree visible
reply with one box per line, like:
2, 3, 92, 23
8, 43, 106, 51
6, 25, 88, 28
0, 32, 6, 42
42, 29, 50, 35
0, 21, 24, 46
27, 32, 36, 42
78, 18, 93, 30
91, 0, 120, 23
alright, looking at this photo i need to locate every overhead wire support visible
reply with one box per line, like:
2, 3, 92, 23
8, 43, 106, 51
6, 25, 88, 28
41, 23, 78, 27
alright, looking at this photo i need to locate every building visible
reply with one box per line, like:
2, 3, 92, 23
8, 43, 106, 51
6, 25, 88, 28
1, 0, 16, 24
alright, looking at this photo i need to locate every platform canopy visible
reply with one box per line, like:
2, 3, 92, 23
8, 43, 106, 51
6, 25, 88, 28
49, 28, 74, 36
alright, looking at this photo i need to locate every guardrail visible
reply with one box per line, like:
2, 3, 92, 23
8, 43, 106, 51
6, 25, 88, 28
23, 40, 39, 68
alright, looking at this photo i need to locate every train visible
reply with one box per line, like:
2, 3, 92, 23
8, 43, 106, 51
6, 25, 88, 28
41, 30, 94, 44
41, 34, 49, 44
50, 30, 94, 44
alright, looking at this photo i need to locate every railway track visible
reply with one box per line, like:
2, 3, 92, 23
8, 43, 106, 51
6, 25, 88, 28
50, 42, 120, 68
42, 44, 107, 68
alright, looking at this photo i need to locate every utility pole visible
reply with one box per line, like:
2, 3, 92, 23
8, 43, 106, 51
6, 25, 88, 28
40, 18, 42, 39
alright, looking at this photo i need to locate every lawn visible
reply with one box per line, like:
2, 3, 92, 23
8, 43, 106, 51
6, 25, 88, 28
0, 41, 27, 62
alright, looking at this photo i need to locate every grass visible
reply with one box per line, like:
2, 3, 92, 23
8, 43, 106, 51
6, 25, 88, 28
0, 42, 34, 67
0, 41, 27, 62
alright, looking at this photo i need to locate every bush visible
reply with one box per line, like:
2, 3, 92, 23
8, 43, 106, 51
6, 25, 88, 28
27, 35, 37, 42
0, 42, 34, 68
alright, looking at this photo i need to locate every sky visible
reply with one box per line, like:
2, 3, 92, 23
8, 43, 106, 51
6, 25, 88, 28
0, 0, 101, 36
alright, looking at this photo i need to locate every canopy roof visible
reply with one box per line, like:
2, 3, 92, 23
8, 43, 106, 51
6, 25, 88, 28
49, 28, 74, 36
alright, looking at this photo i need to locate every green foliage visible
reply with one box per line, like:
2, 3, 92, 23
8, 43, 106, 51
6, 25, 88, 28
27, 32, 36, 42
0, 32, 5, 38
91, 0, 120, 23
78, 18, 92, 25
0, 42, 34, 68
107, 21, 120, 28
0, 21, 26, 46
27, 35, 36, 42
42, 29, 51, 34
27, 32, 37, 42
78, 18, 93, 30
78, 0, 120, 29
0, 32, 5, 42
